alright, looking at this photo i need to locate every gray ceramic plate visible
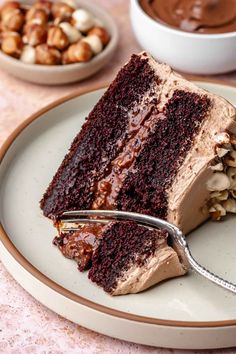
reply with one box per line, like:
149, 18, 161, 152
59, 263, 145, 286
0, 0, 118, 85
0, 81, 236, 349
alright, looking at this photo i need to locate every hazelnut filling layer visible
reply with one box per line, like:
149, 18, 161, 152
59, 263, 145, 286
91, 104, 164, 210
54, 223, 104, 271
207, 132, 236, 220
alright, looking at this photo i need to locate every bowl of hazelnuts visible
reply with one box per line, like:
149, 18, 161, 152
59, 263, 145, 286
0, 0, 118, 84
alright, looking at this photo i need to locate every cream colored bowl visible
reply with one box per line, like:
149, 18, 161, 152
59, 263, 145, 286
130, 0, 236, 75
0, 0, 118, 85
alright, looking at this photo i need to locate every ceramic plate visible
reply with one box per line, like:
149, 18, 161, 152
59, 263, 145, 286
1, 81, 236, 349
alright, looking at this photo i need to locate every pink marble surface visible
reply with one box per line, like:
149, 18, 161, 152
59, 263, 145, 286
1, 0, 236, 352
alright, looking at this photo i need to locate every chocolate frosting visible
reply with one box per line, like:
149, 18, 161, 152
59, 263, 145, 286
140, 0, 236, 34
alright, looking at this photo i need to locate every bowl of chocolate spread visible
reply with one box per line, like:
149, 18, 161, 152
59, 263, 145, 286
130, 0, 236, 74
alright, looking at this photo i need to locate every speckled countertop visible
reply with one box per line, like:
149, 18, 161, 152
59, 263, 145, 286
1, 0, 236, 353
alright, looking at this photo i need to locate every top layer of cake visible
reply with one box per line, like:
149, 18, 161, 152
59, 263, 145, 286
41, 52, 236, 234
41, 54, 156, 218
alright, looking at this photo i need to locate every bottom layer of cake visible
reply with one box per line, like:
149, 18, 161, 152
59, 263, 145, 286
54, 221, 188, 295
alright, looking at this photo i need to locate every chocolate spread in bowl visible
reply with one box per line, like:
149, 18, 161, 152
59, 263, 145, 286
140, 0, 236, 34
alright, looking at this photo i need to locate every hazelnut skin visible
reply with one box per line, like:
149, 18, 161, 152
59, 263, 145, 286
1, 1, 20, 18
2, 9, 25, 32
34, 0, 52, 15
23, 23, 47, 47
35, 43, 61, 65
63, 41, 92, 63
1, 32, 23, 57
51, 2, 74, 22
88, 27, 110, 46
47, 26, 69, 50
26, 8, 48, 26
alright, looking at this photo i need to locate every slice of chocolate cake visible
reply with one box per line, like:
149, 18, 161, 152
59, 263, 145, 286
54, 220, 187, 295
41, 52, 236, 233
40, 52, 236, 295
88, 221, 186, 295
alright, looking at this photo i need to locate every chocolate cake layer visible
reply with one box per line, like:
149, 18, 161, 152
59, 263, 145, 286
88, 221, 168, 293
40, 54, 156, 218
116, 90, 211, 218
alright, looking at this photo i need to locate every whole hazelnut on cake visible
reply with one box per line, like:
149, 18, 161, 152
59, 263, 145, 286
1, 32, 23, 57
26, 8, 48, 26
72, 9, 95, 32
51, 2, 74, 23
47, 26, 69, 50
23, 23, 47, 47
62, 41, 92, 64
88, 26, 110, 46
2, 8, 25, 32
35, 43, 61, 65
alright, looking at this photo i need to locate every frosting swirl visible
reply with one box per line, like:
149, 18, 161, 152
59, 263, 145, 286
140, 0, 236, 34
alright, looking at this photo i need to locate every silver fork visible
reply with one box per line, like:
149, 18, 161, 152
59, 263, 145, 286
60, 209, 236, 295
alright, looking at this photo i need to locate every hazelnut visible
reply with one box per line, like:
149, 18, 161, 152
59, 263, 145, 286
23, 23, 47, 47
2, 8, 25, 32
26, 8, 48, 26
52, 2, 74, 22
34, 0, 52, 15
224, 150, 236, 167
59, 22, 82, 43
216, 146, 230, 158
1, 32, 23, 57
209, 203, 226, 220
82, 34, 102, 55
222, 198, 236, 213
35, 43, 61, 65
88, 26, 110, 46
231, 190, 236, 198
47, 26, 69, 50
227, 167, 236, 189
61, 0, 76, 9
20, 45, 36, 64
1, 1, 20, 18
206, 172, 230, 192
214, 132, 231, 145
230, 136, 236, 145
210, 190, 229, 201
72, 9, 94, 32
210, 162, 224, 172
63, 41, 92, 63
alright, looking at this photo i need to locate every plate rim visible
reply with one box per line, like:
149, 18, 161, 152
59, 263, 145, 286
1, 77, 236, 329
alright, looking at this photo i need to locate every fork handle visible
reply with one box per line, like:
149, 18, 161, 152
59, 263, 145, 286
184, 245, 236, 294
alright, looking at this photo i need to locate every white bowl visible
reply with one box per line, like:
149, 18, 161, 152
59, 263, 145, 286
0, 0, 118, 85
130, 0, 236, 75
